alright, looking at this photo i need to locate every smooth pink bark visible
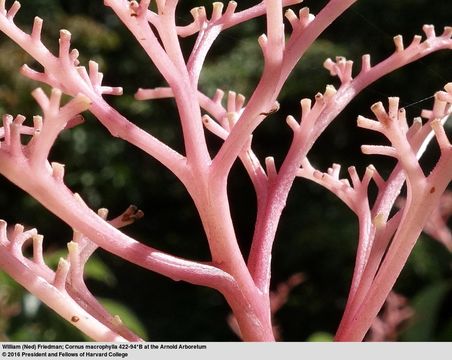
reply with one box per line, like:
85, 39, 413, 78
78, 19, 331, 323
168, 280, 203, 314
0, 0, 450, 341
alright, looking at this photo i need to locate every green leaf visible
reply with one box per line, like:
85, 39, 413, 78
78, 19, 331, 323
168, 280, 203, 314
401, 281, 451, 341
83, 257, 116, 287
306, 331, 334, 342
44, 251, 116, 286
99, 298, 148, 340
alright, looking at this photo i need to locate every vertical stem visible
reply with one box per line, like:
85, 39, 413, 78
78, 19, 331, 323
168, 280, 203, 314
213, 0, 358, 179
225, 289, 274, 341
336, 152, 452, 340
336, 192, 427, 340
337, 170, 406, 335
106, 1, 211, 171
193, 176, 274, 340
156, 1, 211, 169
265, 0, 284, 66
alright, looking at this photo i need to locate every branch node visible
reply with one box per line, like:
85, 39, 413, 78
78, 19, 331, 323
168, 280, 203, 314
265, 156, 277, 182
54, 257, 70, 291
31, 16, 43, 41
51, 162, 65, 181
393, 35, 404, 52
6, 1, 20, 20
98, 208, 109, 220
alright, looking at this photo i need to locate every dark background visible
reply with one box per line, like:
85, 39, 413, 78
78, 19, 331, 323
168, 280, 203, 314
0, 0, 451, 341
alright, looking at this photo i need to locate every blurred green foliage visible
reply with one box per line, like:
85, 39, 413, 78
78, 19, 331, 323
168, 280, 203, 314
0, 0, 451, 341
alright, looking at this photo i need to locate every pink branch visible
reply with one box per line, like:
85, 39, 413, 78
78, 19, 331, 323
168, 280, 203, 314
0, 221, 134, 341
0, 0, 450, 343
366, 291, 413, 341
0, 9, 188, 181
105, 0, 211, 170
0, 85, 272, 340
0, 88, 234, 295
176, 0, 302, 38
246, 26, 452, 294
212, 0, 357, 179
336, 103, 446, 334
335, 84, 452, 340
136, 86, 269, 204
297, 161, 376, 299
